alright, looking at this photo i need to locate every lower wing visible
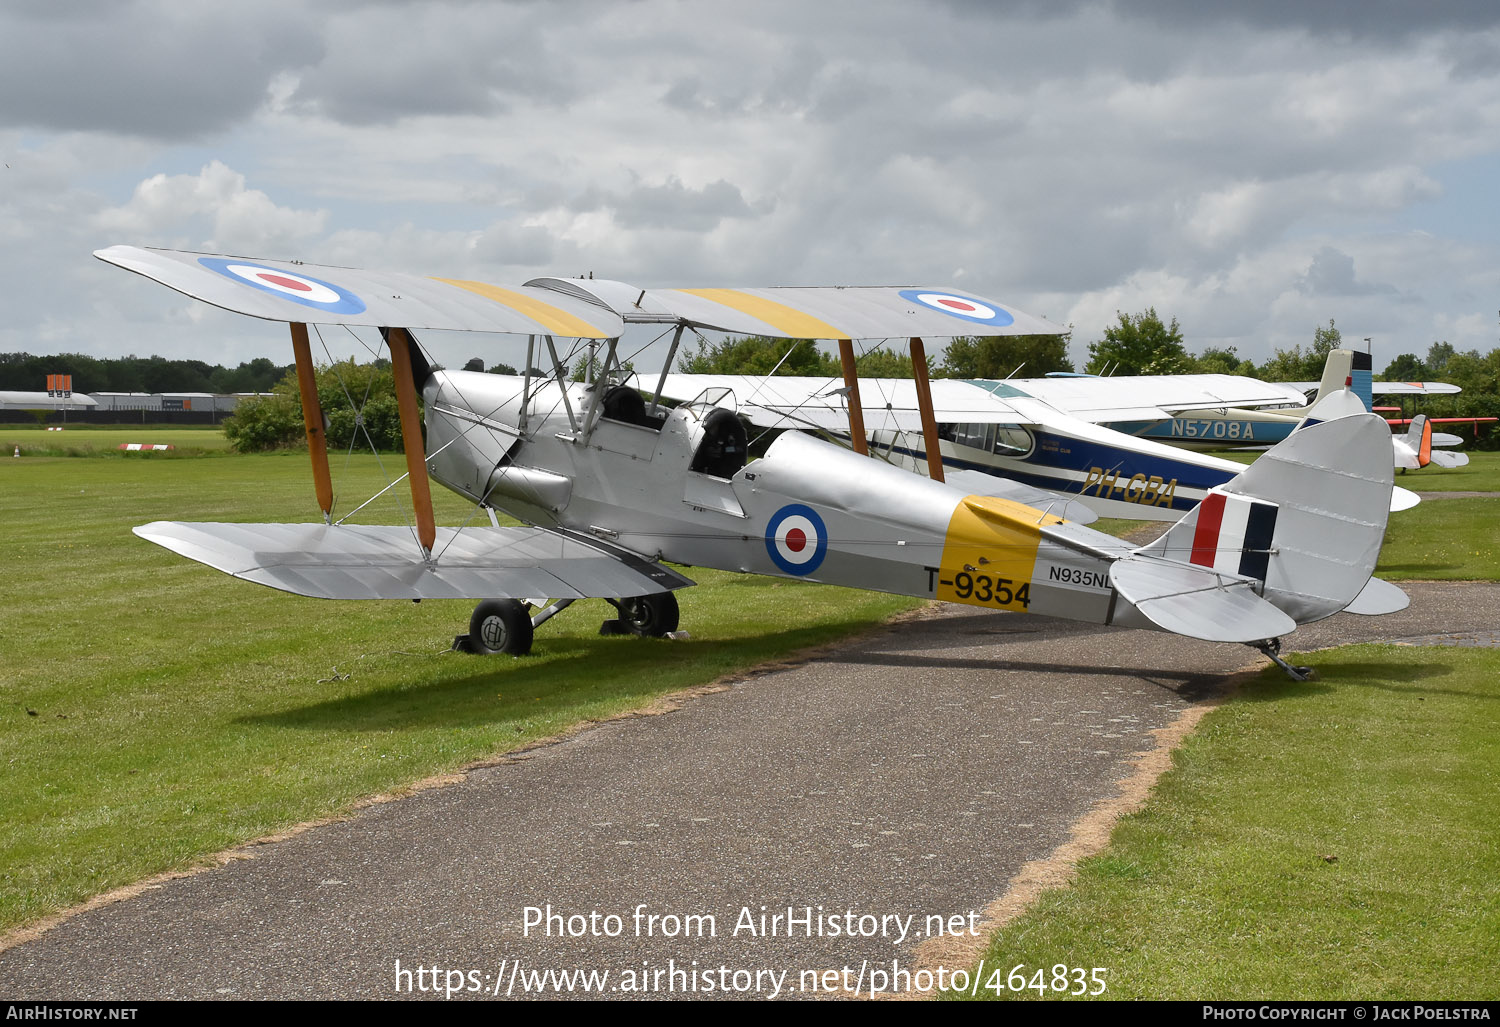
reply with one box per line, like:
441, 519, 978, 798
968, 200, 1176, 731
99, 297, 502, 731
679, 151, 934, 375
134, 521, 693, 600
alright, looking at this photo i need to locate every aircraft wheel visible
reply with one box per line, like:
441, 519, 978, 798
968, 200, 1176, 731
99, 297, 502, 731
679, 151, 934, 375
618, 592, 680, 637
469, 599, 534, 656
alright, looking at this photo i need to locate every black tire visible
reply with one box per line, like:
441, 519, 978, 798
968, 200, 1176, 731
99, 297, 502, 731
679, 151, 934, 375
468, 599, 534, 656
617, 592, 680, 637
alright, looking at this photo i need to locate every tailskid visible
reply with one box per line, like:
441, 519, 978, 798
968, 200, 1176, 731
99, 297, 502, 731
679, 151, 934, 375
1248, 638, 1315, 681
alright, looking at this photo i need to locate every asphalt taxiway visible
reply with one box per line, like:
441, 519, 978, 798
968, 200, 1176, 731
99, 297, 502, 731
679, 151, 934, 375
3, 581, 1496, 1000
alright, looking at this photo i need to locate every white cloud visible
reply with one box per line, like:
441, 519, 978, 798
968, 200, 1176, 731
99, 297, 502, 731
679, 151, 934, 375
1, 1, 1498, 371
95, 161, 328, 254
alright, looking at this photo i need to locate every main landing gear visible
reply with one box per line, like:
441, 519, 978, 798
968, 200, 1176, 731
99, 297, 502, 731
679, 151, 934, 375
454, 592, 681, 656
1248, 638, 1315, 681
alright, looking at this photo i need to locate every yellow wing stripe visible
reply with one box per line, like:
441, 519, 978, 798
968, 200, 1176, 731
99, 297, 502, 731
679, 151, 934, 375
434, 279, 610, 338
933, 495, 1061, 611
673, 288, 847, 339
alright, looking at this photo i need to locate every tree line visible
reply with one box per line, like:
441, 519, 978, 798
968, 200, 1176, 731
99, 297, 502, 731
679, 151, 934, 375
17, 308, 1495, 452
0, 352, 292, 395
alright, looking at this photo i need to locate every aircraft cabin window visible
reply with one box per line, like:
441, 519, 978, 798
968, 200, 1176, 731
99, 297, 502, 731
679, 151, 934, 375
954, 423, 988, 450
994, 426, 1032, 455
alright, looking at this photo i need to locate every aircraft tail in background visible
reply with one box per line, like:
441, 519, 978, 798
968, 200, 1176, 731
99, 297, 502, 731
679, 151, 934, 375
1393, 413, 1470, 469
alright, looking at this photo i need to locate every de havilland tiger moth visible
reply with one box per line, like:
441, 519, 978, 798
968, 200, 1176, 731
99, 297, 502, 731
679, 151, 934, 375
96, 245, 1410, 679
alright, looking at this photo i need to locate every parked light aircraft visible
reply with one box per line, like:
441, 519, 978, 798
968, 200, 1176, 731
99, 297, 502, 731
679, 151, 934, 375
656, 361, 1419, 521
953, 349, 1471, 476
97, 245, 1409, 679
1392, 415, 1469, 470
1069, 350, 1456, 449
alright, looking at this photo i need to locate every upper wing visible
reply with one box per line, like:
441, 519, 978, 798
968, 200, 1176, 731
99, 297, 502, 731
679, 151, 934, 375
656, 373, 1029, 433
994, 374, 1309, 422
1374, 381, 1462, 395
134, 521, 693, 601
96, 245, 625, 338
527, 278, 1068, 340
1293, 381, 1467, 397
99, 246, 1065, 342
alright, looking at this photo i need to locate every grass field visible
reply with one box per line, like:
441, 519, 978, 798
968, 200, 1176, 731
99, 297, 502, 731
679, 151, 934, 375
1377, 498, 1500, 580
2, 435, 1495, 982
3, 424, 233, 455
946, 646, 1500, 1000
939, 453, 1500, 1001
0, 451, 917, 932
1393, 449, 1500, 492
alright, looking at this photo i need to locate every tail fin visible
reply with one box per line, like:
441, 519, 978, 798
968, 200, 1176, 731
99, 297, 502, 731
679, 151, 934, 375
1136, 414, 1394, 626
1350, 349, 1374, 411
1393, 414, 1433, 469
1312, 348, 1355, 404
1409, 414, 1432, 467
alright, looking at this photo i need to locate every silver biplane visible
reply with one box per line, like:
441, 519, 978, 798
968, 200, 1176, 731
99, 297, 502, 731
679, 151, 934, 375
97, 246, 1409, 679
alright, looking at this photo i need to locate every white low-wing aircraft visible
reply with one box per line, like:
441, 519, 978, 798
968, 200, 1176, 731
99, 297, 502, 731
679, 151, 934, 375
97, 245, 1408, 679
654, 362, 1419, 521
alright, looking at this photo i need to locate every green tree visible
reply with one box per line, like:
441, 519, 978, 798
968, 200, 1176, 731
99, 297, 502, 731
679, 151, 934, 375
855, 347, 921, 377
1312, 319, 1342, 360
224, 359, 407, 453
937, 334, 1074, 379
1425, 341, 1455, 376
1260, 320, 1343, 381
1186, 346, 1257, 376
1382, 353, 1427, 380
1438, 349, 1496, 394
677, 336, 840, 376
1085, 309, 1188, 375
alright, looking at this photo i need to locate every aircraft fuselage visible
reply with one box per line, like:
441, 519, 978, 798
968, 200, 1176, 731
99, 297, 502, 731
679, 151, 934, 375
423, 370, 1152, 631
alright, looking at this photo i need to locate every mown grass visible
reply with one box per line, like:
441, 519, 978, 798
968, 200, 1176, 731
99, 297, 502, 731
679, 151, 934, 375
946, 646, 1500, 1001
0, 451, 917, 932
1377, 497, 1500, 581
1394, 449, 1500, 492
3, 424, 233, 456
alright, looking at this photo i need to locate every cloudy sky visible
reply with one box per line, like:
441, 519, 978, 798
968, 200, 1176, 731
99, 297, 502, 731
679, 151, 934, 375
3, 0, 1499, 374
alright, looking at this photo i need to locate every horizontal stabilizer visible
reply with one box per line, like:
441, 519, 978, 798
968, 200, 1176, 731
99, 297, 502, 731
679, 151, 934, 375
1391, 486, 1420, 511
1343, 577, 1409, 616
134, 521, 692, 601
1429, 450, 1469, 468
942, 468, 1099, 524
1109, 556, 1296, 642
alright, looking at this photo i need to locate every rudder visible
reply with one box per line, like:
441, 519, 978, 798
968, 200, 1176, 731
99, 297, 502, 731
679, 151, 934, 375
1136, 414, 1394, 626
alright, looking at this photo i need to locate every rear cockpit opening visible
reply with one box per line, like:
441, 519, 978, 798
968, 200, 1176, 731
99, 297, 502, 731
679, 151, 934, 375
690, 407, 748, 479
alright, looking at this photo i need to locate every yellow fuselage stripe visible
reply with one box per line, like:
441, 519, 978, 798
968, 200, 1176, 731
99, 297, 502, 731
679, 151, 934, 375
933, 495, 1062, 612
673, 288, 847, 339
434, 279, 609, 338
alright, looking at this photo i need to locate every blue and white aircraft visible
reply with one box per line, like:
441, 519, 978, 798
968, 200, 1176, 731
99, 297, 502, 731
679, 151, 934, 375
658, 369, 1418, 521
